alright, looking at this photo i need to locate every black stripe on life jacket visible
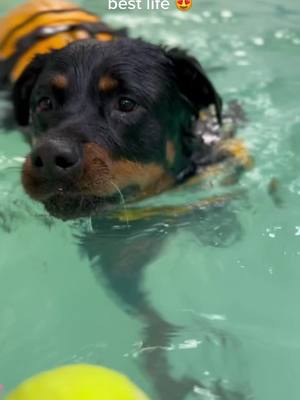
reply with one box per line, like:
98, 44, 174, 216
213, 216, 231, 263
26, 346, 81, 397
0, 8, 98, 51
0, 21, 126, 87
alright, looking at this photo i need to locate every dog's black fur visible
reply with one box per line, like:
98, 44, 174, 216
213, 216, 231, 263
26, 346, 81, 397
12, 38, 222, 220
4, 35, 249, 400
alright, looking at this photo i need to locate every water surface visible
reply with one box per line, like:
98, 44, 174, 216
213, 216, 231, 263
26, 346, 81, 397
0, 0, 300, 399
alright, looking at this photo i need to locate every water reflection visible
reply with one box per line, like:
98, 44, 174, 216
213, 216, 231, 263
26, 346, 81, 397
77, 199, 249, 399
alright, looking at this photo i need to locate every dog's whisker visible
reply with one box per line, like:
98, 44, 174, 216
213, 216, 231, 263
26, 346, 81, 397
79, 194, 85, 212
109, 181, 129, 228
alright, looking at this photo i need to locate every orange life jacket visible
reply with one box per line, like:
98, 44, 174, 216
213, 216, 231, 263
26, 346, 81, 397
0, 0, 121, 86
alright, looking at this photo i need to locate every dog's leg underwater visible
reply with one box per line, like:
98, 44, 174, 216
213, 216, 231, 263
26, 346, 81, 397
77, 200, 248, 399
77, 216, 201, 399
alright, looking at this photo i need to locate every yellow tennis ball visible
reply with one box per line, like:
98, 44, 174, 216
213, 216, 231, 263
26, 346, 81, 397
6, 364, 150, 400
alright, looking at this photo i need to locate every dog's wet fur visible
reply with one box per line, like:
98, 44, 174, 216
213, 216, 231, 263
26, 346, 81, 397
2, 28, 250, 399
12, 38, 222, 219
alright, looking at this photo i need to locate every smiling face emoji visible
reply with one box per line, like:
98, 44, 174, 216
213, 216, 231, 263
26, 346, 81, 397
176, 0, 192, 11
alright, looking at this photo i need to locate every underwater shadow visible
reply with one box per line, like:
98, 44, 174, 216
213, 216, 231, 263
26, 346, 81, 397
77, 199, 251, 400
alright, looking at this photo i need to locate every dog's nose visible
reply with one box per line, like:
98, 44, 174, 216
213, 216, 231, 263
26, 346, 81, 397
31, 139, 82, 180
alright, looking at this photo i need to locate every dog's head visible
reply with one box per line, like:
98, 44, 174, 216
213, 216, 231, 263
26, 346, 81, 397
13, 38, 221, 219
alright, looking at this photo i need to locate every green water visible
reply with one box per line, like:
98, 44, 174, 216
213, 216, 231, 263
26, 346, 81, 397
0, 0, 300, 399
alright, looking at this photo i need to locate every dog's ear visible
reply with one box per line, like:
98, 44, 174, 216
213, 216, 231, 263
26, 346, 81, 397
12, 54, 48, 126
166, 48, 222, 124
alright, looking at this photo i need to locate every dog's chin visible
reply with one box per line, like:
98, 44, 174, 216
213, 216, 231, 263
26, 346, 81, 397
43, 193, 119, 220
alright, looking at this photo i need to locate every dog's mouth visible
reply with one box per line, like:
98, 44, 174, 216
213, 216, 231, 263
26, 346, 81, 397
44, 192, 120, 220
22, 142, 174, 220
21, 143, 124, 219
21, 169, 135, 220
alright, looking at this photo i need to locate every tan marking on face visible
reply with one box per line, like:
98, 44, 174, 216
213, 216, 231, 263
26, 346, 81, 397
79, 144, 174, 197
78, 144, 112, 195
98, 75, 118, 92
111, 161, 172, 193
22, 143, 175, 203
52, 74, 68, 89
22, 156, 50, 201
166, 141, 176, 165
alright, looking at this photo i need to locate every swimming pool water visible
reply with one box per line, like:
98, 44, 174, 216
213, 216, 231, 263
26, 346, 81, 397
0, 0, 300, 399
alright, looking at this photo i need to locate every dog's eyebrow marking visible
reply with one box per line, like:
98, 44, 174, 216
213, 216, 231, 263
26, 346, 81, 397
51, 74, 68, 89
99, 75, 118, 92
166, 140, 176, 165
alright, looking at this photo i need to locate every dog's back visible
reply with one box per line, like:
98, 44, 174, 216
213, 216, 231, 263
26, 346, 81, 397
0, 0, 120, 86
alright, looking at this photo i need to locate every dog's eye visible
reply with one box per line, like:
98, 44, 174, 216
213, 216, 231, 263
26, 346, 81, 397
36, 97, 53, 113
118, 97, 136, 112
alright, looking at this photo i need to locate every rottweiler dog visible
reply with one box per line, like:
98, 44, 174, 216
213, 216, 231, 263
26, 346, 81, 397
0, 1, 251, 398
0, 0, 250, 221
